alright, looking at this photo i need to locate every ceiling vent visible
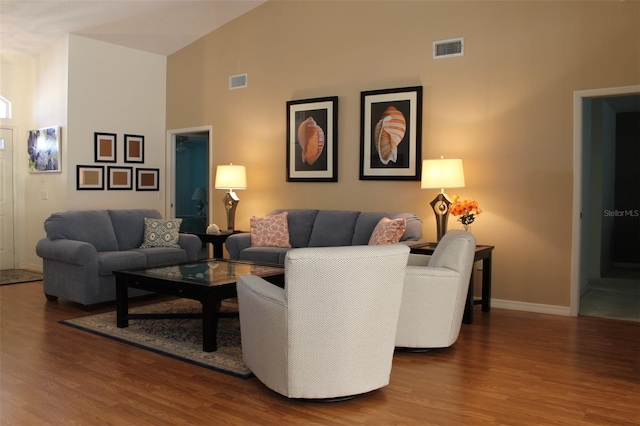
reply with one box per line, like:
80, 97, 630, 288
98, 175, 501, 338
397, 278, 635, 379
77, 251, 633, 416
433, 38, 464, 59
229, 73, 248, 90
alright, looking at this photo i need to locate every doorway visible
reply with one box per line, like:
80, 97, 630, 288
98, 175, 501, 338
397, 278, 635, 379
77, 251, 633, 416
166, 126, 212, 234
0, 127, 15, 270
571, 86, 640, 320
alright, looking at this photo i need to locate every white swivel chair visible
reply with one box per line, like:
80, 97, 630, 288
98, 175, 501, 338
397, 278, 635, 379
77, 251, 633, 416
237, 244, 410, 400
395, 230, 476, 351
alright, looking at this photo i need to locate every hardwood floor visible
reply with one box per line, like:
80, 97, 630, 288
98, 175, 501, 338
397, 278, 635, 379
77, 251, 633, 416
1, 282, 639, 425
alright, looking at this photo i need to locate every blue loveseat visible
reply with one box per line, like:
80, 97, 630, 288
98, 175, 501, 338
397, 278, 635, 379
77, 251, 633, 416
36, 209, 201, 309
225, 209, 425, 265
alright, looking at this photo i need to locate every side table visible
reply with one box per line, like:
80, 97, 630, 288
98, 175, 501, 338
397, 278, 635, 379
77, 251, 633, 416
410, 243, 494, 324
190, 231, 244, 258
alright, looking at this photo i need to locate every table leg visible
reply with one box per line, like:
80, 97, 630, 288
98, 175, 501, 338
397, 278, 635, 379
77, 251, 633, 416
463, 269, 474, 324
202, 294, 220, 352
482, 255, 492, 312
116, 277, 129, 328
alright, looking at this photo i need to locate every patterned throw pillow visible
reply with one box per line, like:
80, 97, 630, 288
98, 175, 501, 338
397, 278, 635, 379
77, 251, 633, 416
139, 218, 182, 248
369, 217, 406, 245
250, 211, 292, 248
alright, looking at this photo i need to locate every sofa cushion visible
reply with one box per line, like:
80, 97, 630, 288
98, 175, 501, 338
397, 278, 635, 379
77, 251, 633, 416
97, 251, 147, 276
352, 212, 386, 245
239, 247, 291, 265
308, 210, 360, 247
250, 212, 292, 248
369, 217, 407, 245
108, 209, 163, 250
133, 247, 189, 266
140, 218, 182, 248
44, 210, 119, 252
270, 209, 319, 248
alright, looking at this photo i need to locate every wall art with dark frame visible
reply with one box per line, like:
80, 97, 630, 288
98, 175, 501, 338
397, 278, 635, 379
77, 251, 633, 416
77, 165, 104, 190
286, 96, 338, 182
94, 132, 117, 163
107, 166, 133, 190
124, 134, 144, 163
136, 168, 159, 191
27, 126, 61, 173
360, 86, 422, 181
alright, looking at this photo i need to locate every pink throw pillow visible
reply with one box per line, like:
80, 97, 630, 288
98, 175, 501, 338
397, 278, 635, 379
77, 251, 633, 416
250, 212, 292, 248
369, 217, 406, 245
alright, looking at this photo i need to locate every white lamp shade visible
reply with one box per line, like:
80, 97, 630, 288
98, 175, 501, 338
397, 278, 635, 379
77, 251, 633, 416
215, 164, 247, 190
421, 158, 465, 189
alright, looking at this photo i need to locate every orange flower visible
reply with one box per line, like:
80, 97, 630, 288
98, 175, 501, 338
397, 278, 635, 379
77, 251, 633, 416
449, 195, 482, 226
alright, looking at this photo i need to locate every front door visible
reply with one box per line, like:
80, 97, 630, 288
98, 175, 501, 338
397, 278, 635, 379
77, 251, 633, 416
0, 128, 15, 270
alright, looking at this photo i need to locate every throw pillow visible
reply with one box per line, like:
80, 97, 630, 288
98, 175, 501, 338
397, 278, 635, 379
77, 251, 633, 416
250, 211, 292, 248
369, 217, 406, 245
139, 218, 182, 248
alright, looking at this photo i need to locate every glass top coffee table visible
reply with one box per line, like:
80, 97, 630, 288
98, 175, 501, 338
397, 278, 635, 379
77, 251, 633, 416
113, 259, 284, 352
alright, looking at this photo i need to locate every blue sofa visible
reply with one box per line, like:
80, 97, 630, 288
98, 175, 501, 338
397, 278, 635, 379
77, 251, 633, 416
225, 209, 425, 265
36, 209, 201, 309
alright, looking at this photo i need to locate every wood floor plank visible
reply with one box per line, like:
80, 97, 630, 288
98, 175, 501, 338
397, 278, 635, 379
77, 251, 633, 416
1, 282, 639, 425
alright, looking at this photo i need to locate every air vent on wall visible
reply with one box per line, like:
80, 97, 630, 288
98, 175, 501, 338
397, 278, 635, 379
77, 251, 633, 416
229, 73, 248, 90
433, 38, 464, 59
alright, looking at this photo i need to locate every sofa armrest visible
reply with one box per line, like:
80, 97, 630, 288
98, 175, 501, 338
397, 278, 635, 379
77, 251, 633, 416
225, 232, 251, 259
35, 238, 98, 266
178, 233, 202, 261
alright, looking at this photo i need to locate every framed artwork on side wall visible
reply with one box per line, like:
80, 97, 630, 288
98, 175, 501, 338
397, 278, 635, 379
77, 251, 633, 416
27, 126, 61, 173
124, 134, 144, 163
136, 168, 159, 191
360, 86, 422, 181
94, 132, 117, 163
77, 165, 104, 190
107, 166, 133, 190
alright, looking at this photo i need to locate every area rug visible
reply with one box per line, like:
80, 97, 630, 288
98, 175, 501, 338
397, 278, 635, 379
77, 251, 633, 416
60, 298, 252, 379
0, 269, 43, 285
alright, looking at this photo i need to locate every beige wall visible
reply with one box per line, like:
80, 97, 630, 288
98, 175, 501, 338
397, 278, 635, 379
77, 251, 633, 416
167, 1, 639, 310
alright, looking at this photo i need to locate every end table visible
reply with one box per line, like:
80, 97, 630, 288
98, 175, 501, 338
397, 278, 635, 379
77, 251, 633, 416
190, 231, 244, 258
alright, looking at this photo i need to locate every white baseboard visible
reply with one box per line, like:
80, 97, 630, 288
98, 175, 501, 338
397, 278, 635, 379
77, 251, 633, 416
491, 299, 572, 317
17, 263, 43, 273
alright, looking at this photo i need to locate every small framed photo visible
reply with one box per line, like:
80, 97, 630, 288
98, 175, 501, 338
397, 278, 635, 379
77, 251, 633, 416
124, 134, 144, 163
136, 168, 159, 191
27, 126, 61, 173
107, 166, 133, 190
94, 132, 117, 163
360, 86, 423, 180
286, 96, 338, 182
77, 165, 104, 190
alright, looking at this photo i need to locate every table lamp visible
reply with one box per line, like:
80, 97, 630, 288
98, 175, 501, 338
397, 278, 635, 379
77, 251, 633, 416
214, 164, 247, 231
421, 157, 465, 242
191, 187, 207, 215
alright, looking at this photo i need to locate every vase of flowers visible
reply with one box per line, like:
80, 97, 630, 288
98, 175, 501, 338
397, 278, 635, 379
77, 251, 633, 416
449, 195, 482, 232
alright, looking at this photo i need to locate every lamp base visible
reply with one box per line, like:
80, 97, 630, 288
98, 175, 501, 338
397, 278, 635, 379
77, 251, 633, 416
430, 192, 452, 242
222, 191, 240, 231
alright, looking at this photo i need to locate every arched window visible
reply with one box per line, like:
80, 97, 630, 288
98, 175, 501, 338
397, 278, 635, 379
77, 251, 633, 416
0, 95, 12, 119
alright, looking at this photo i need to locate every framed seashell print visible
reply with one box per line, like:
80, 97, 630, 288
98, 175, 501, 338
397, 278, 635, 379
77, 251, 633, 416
286, 96, 338, 182
360, 86, 422, 180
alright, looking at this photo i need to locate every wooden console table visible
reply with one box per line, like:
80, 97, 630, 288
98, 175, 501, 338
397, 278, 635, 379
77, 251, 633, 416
409, 243, 494, 324
189, 231, 243, 258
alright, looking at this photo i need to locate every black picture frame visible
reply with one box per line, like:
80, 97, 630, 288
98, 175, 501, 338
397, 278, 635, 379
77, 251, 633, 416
76, 165, 104, 190
107, 166, 133, 190
286, 96, 338, 182
124, 134, 144, 163
360, 86, 422, 180
136, 168, 159, 191
94, 132, 117, 163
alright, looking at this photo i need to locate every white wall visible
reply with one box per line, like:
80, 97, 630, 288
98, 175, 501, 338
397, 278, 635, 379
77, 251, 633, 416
67, 35, 167, 211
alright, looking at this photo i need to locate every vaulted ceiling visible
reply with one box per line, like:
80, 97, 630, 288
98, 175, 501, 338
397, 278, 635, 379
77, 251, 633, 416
0, 0, 266, 63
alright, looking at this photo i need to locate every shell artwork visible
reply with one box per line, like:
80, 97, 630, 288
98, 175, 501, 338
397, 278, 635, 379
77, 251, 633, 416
374, 106, 406, 165
297, 117, 325, 165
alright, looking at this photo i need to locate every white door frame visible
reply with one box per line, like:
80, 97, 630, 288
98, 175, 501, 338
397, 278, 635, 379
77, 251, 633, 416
165, 125, 213, 219
570, 85, 640, 316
